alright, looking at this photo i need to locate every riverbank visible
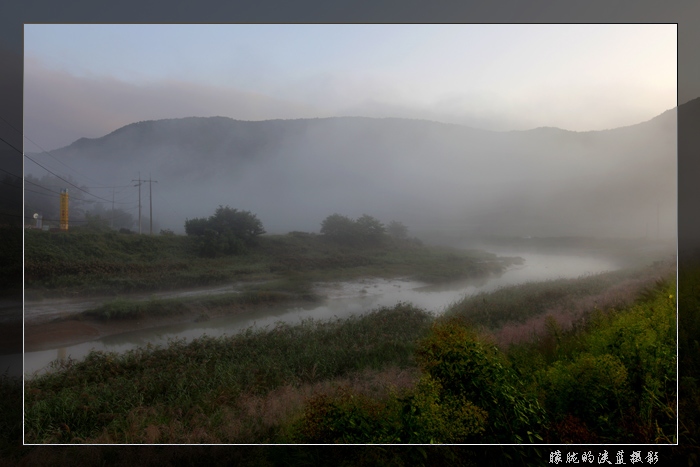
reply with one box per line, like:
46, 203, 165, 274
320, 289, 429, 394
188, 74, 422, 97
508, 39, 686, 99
23, 250, 674, 373
24, 229, 518, 299
24, 291, 320, 353
22, 263, 677, 444
23, 230, 521, 354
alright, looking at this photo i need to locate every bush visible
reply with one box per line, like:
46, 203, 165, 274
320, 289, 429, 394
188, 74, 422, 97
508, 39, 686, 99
542, 353, 632, 434
320, 213, 356, 243
292, 379, 488, 444
320, 213, 385, 246
387, 220, 408, 239
415, 318, 544, 443
400, 375, 488, 443
293, 388, 401, 443
185, 205, 265, 256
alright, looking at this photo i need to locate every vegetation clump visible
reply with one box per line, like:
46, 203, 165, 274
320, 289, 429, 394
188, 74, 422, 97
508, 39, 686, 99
320, 213, 386, 246
288, 275, 676, 445
185, 205, 265, 257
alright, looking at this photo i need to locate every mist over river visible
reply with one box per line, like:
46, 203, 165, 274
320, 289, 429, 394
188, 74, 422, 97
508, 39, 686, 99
23, 251, 619, 377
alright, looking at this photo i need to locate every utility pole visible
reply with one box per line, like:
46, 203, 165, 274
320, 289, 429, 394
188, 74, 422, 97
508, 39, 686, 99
132, 173, 143, 234
111, 188, 115, 229
146, 173, 158, 235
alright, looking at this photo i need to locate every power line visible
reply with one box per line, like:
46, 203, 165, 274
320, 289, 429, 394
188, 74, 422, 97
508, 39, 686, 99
22, 179, 60, 195
0, 113, 108, 187
23, 153, 114, 203
0, 132, 118, 205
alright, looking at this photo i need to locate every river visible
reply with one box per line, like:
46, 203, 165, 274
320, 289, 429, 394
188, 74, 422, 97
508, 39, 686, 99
22, 251, 620, 377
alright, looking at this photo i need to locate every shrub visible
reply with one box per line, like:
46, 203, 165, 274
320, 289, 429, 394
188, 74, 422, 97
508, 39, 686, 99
542, 353, 632, 435
185, 206, 264, 256
400, 375, 488, 443
387, 220, 408, 240
320, 213, 385, 246
320, 213, 356, 244
415, 318, 544, 443
292, 388, 401, 443
292, 379, 488, 444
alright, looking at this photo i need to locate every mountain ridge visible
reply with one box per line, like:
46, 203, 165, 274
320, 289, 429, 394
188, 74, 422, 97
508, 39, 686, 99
55, 106, 679, 153
24, 104, 679, 238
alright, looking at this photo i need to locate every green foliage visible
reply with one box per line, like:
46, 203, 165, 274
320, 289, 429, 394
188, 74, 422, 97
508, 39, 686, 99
292, 388, 402, 443
518, 277, 678, 443
183, 216, 209, 236
185, 205, 265, 257
400, 376, 489, 443
320, 213, 356, 243
291, 375, 488, 444
355, 214, 386, 244
209, 205, 266, 242
185, 205, 265, 241
25, 303, 432, 443
22, 259, 679, 445
387, 220, 409, 239
415, 318, 545, 443
445, 267, 652, 330
542, 354, 631, 432
320, 213, 385, 246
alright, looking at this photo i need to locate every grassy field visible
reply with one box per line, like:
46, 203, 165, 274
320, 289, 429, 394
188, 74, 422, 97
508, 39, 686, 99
24, 303, 433, 444
24, 229, 516, 299
21, 261, 679, 446
11, 228, 687, 461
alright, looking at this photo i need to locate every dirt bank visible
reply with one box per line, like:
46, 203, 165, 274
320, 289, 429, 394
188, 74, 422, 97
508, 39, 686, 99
24, 306, 240, 353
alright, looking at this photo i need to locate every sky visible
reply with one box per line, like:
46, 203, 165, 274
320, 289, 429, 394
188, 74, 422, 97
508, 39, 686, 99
23, 24, 677, 152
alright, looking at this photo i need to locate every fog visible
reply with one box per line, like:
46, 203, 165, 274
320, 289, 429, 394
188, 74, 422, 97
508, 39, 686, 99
24, 107, 677, 241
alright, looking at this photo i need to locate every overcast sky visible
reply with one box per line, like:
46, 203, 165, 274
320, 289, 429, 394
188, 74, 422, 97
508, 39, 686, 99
24, 24, 677, 151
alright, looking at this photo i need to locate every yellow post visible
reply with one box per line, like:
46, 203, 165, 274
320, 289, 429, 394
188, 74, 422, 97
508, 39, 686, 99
60, 189, 69, 230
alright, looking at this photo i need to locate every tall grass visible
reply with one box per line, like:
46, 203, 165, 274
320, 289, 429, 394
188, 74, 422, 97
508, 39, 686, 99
289, 273, 676, 445
444, 264, 674, 333
23, 261, 678, 445
24, 229, 518, 297
507, 277, 677, 443
79, 286, 321, 322
25, 303, 432, 443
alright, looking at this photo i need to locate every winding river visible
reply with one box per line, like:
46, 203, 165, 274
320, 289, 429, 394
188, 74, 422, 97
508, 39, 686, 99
22, 251, 620, 377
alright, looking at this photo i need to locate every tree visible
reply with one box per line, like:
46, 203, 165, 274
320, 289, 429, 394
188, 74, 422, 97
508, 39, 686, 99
355, 214, 385, 245
387, 220, 409, 240
320, 213, 386, 246
184, 205, 266, 257
320, 213, 356, 243
184, 217, 209, 236
209, 205, 265, 243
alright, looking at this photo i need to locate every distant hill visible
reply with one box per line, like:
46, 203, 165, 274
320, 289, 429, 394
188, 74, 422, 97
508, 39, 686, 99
26, 107, 678, 238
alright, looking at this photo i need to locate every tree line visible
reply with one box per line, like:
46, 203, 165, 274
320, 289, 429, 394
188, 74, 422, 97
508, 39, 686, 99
183, 206, 413, 257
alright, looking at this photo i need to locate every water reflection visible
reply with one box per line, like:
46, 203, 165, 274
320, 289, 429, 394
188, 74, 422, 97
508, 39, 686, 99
24, 251, 618, 377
